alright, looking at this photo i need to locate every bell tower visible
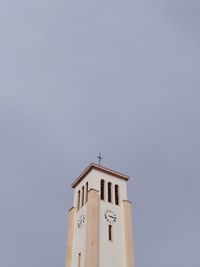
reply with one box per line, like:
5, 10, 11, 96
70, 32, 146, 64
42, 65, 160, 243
64, 163, 136, 267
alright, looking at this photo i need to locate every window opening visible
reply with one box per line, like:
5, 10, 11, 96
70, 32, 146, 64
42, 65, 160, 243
78, 253, 81, 267
108, 182, 112, 203
100, 180, 105, 200
77, 190, 80, 210
108, 225, 112, 241
81, 186, 84, 207
115, 185, 119, 205
86, 182, 88, 203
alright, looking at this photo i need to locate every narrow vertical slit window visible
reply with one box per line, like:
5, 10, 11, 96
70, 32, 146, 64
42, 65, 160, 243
100, 180, 105, 200
78, 253, 81, 267
77, 190, 80, 211
108, 182, 112, 203
108, 225, 112, 241
81, 186, 84, 207
85, 182, 88, 203
115, 185, 119, 205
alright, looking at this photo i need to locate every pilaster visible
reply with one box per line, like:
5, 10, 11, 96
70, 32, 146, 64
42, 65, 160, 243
65, 207, 76, 267
85, 189, 100, 267
123, 200, 136, 267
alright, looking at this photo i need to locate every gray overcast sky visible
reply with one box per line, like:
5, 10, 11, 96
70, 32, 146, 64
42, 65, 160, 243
0, 0, 200, 266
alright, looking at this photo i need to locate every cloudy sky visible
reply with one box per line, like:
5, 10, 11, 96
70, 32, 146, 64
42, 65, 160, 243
0, 0, 200, 266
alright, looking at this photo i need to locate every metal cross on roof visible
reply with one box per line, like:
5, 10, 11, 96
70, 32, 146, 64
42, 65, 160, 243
97, 152, 103, 165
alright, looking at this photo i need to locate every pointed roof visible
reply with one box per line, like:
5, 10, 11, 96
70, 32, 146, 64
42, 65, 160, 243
71, 162, 129, 188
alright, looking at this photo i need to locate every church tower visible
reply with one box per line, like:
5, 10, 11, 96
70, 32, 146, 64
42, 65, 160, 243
64, 163, 136, 267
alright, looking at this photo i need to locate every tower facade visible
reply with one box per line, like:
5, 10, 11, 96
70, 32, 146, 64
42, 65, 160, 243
65, 163, 135, 267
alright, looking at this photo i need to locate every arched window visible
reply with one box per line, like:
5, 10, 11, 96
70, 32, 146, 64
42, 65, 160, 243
115, 185, 119, 205
100, 180, 105, 200
81, 186, 84, 207
77, 190, 80, 210
108, 182, 112, 203
85, 182, 88, 203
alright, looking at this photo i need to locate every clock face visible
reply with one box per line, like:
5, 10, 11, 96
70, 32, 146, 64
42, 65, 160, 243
104, 209, 117, 223
78, 214, 85, 228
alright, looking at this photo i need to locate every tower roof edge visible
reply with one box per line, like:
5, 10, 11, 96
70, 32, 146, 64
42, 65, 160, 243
71, 163, 129, 188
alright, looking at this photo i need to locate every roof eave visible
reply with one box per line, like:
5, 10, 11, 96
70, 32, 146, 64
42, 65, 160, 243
71, 163, 129, 188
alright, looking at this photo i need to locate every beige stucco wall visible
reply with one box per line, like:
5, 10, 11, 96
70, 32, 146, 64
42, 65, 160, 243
85, 189, 99, 267
99, 200, 125, 267
64, 167, 136, 267
65, 207, 76, 267
123, 200, 136, 267
73, 169, 128, 208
